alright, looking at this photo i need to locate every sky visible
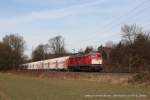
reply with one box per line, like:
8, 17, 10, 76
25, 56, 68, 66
0, 0, 150, 56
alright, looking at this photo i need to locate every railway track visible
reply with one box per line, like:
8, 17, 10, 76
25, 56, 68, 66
7, 70, 135, 84
7, 69, 137, 77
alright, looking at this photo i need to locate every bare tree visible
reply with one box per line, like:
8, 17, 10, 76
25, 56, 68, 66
3, 34, 26, 66
121, 24, 143, 44
121, 24, 144, 72
48, 35, 66, 55
0, 42, 13, 70
32, 44, 46, 61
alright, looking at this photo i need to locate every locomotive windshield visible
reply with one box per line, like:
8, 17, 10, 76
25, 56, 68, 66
92, 55, 96, 58
90, 53, 101, 59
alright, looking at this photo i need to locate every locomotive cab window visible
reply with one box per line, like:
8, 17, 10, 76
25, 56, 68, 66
91, 55, 96, 59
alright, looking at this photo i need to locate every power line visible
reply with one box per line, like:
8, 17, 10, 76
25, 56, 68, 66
102, 0, 150, 33
69, 0, 150, 47
81, 0, 150, 43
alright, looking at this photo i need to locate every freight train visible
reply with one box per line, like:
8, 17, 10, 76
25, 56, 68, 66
22, 52, 103, 71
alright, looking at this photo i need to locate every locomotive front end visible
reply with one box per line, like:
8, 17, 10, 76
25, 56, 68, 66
90, 53, 103, 71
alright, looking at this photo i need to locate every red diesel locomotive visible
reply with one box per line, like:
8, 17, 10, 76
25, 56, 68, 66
23, 52, 103, 71
68, 53, 103, 71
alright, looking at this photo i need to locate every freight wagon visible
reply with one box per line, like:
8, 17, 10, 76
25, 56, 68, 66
22, 52, 103, 71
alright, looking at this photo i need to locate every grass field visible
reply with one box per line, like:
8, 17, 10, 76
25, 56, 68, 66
0, 73, 149, 100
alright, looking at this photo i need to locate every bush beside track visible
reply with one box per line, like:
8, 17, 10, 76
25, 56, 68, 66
131, 72, 150, 84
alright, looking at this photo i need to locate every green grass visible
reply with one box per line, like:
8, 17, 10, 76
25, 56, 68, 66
0, 73, 149, 100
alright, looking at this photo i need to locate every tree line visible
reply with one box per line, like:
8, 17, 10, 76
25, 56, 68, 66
108, 24, 150, 72
0, 24, 150, 72
31, 35, 68, 61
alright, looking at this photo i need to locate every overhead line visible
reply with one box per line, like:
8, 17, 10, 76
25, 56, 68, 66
102, 0, 150, 33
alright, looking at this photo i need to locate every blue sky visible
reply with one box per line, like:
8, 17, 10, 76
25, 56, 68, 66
0, 0, 150, 56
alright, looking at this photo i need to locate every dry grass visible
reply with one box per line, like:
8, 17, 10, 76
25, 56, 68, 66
0, 72, 149, 100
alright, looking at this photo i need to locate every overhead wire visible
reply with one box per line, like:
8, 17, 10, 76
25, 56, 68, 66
102, 0, 150, 33
82, 0, 150, 43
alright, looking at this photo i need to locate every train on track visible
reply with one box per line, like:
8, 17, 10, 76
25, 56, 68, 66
22, 52, 103, 71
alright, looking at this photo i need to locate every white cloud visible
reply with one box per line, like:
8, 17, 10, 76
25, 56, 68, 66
0, 10, 74, 27
0, 0, 103, 28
